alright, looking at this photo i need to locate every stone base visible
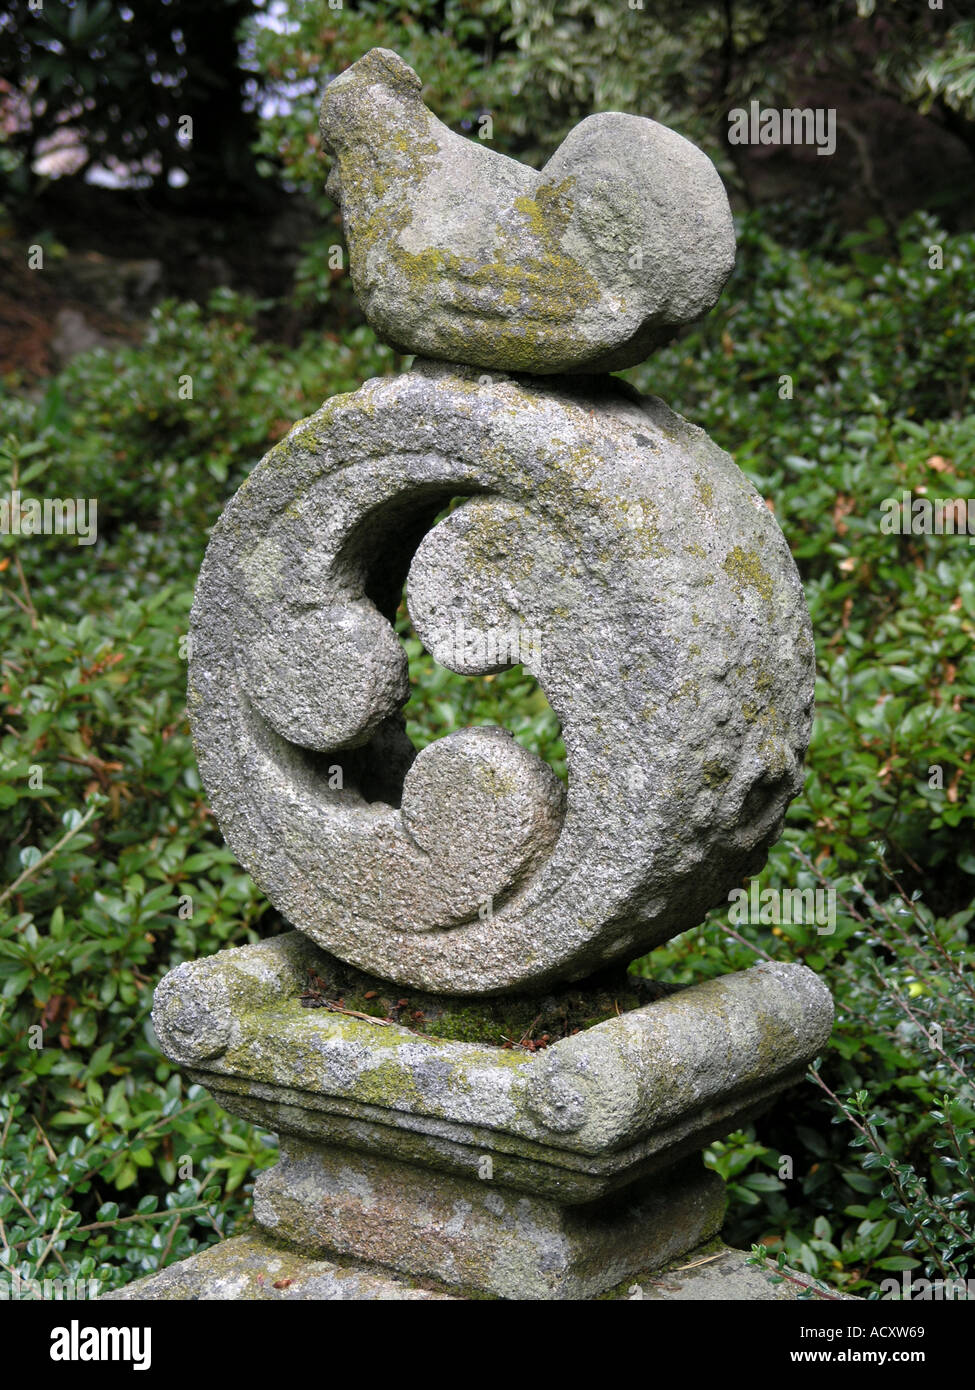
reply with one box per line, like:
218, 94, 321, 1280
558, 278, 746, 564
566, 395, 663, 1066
148, 936, 833, 1302
153, 934, 835, 1206
253, 1138, 725, 1300
103, 1232, 456, 1301
103, 1232, 852, 1301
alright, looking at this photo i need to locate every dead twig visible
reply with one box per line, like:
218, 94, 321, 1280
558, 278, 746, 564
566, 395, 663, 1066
300, 991, 391, 1025
0, 801, 100, 910
669, 1252, 726, 1272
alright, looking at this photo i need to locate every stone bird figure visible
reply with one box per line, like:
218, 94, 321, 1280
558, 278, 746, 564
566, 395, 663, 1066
319, 48, 735, 375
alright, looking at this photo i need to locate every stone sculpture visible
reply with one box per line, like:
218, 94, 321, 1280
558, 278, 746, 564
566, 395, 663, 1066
116, 48, 833, 1302
319, 48, 735, 372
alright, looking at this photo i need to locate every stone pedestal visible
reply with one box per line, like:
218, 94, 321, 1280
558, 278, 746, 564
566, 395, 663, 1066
148, 932, 833, 1300
255, 1141, 723, 1301
104, 1232, 856, 1302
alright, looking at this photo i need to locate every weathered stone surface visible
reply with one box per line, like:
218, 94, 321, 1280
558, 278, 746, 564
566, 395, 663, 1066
319, 48, 734, 374
632, 1243, 859, 1301
152, 933, 833, 1203
254, 1141, 724, 1300
103, 1232, 454, 1301
188, 361, 815, 994
103, 1232, 849, 1301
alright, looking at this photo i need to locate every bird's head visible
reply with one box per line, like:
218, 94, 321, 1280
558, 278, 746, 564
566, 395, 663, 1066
320, 48, 423, 158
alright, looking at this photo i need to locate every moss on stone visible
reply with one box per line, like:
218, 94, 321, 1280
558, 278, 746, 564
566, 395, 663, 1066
290, 954, 673, 1053
701, 757, 731, 787
352, 1060, 424, 1109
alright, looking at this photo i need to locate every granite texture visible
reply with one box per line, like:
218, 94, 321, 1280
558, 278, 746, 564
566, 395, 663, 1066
253, 1142, 725, 1300
103, 1233, 849, 1302
103, 1232, 455, 1301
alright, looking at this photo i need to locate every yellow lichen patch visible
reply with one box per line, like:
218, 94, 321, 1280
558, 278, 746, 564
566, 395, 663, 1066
675, 677, 702, 706
750, 659, 774, 692
701, 757, 731, 786
721, 545, 774, 601
512, 176, 576, 243
759, 733, 789, 778
693, 473, 715, 509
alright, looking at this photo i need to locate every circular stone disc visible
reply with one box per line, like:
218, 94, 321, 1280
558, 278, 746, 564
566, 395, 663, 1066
188, 360, 814, 995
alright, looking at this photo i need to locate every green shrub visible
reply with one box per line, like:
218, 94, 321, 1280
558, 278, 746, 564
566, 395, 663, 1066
694, 852, 973, 1296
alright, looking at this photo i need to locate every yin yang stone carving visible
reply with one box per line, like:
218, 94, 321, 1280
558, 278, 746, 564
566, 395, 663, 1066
189, 361, 814, 994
